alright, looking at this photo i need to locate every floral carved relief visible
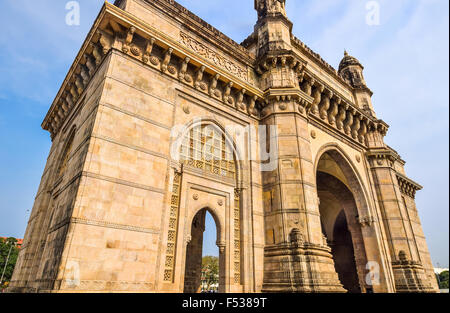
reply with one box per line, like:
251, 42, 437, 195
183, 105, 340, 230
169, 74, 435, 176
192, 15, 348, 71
180, 32, 249, 83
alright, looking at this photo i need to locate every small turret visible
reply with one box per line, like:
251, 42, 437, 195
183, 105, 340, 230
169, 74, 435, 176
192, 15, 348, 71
254, 0, 293, 56
339, 51, 376, 116
339, 51, 367, 89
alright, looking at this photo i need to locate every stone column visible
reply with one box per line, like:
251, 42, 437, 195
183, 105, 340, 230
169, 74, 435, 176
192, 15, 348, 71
367, 149, 435, 292
260, 94, 345, 293
217, 242, 226, 293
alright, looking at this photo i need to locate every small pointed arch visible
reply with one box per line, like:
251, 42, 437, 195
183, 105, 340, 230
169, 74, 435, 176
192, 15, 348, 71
56, 126, 76, 178
184, 205, 223, 293
187, 204, 225, 245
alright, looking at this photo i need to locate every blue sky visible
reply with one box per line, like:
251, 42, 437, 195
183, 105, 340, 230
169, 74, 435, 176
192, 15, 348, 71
0, 1, 448, 266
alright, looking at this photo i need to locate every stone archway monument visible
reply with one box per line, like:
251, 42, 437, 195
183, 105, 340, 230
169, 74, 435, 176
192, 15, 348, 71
9, 0, 438, 293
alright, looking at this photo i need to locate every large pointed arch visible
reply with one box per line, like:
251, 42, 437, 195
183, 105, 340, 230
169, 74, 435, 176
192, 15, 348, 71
314, 143, 372, 219
314, 144, 375, 292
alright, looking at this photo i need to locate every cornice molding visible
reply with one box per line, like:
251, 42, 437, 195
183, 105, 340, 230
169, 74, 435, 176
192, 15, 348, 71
42, 2, 266, 139
43, 0, 391, 151
397, 173, 423, 198
366, 147, 400, 162
41, 5, 109, 139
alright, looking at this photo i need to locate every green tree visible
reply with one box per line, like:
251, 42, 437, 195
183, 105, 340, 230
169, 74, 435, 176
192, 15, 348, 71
202, 256, 219, 291
0, 237, 20, 290
438, 271, 449, 289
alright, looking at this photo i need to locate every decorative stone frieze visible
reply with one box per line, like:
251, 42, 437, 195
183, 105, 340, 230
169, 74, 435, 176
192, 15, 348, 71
180, 32, 249, 82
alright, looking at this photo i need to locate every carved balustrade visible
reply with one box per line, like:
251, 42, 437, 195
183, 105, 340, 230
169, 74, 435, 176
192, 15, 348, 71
298, 73, 388, 147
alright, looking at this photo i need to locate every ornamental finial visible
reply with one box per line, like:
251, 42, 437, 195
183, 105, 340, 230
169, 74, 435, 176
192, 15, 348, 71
255, 0, 287, 18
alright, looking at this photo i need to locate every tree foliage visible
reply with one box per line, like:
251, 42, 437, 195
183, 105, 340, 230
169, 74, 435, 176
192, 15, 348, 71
202, 256, 219, 289
0, 237, 20, 289
438, 271, 449, 289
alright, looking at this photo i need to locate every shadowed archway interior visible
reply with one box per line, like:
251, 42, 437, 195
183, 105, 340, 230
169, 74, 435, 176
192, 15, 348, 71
316, 151, 366, 293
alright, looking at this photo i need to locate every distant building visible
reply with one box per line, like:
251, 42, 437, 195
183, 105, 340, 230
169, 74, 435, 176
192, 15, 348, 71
0, 237, 23, 249
434, 268, 449, 275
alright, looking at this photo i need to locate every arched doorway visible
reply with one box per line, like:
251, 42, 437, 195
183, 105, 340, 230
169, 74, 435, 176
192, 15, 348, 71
183, 208, 220, 293
316, 151, 369, 293
168, 121, 243, 293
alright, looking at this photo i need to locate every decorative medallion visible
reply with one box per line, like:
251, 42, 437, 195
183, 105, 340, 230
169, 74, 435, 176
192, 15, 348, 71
130, 45, 141, 56
227, 97, 234, 105
183, 105, 190, 115
311, 130, 317, 139
150, 56, 159, 66
356, 155, 361, 163
199, 82, 207, 91
218, 199, 223, 206
279, 103, 287, 111
214, 90, 221, 98
168, 65, 177, 75
193, 194, 199, 201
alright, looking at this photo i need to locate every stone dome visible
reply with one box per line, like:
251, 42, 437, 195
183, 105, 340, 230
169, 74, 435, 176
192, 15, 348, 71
338, 50, 363, 73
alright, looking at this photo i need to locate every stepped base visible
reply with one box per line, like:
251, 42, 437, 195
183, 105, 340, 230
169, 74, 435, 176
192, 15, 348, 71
262, 242, 347, 293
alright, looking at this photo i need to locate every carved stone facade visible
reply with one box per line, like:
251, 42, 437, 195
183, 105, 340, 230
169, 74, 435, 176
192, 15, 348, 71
9, 0, 438, 293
